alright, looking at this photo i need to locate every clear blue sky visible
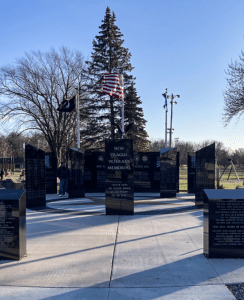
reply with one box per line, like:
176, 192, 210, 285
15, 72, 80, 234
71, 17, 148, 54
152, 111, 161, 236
1, 0, 244, 151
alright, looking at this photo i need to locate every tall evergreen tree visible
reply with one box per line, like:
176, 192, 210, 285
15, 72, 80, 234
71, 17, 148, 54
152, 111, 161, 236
83, 7, 149, 150
123, 83, 149, 151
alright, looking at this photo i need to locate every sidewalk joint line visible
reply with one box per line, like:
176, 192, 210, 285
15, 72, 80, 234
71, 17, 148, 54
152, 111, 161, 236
108, 215, 120, 290
206, 259, 226, 285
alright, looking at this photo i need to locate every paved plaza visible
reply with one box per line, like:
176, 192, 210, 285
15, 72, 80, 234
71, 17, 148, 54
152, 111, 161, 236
0, 193, 241, 299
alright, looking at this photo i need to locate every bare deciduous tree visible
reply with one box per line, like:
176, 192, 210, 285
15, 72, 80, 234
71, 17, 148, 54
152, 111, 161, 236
149, 139, 165, 152
149, 138, 231, 166
223, 50, 244, 125
0, 47, 87, 162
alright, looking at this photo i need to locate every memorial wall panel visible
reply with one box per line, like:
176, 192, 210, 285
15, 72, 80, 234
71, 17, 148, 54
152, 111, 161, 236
84, 152, 105, 192
204, 189, 244, 258
195, 143, 215, 205
84, 152, 160, 193
84, 152, 96, 191
105, 139, 134, 215
160, 148, 177, 198
45, 152, 57, 194
25, 145, 46, 208
187, 152, 196, 193
68, 148, 84, 198
0, 189, 26, 260
176, 152, 180, 193
134, 152, 160, 192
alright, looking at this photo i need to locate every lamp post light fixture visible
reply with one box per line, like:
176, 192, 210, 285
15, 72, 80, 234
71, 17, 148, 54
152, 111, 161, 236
169, 93, 180, 148
162, 88, 170, 148
162, 90, 180, 148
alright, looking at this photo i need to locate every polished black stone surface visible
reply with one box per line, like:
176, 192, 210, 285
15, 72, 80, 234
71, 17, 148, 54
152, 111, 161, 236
195, 144, 215, 205
1, 179, 15, 189
160, 148, 177, 198
134, 152, 160, 192
25, 145, 46, 208
84, 152, 105, 192
176, 152, 180, 193
96, 153, 106, 190
204, 189, 244, 258
0, 189, 26, 260
68, 148, 84, 198
187, 152, 196, 193
85, 151, 160, 193
105, 139, 134, 215
45, 152, 57, 194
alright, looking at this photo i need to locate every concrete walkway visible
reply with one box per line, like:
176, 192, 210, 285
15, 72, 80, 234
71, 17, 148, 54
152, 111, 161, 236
0, 193, 241, 299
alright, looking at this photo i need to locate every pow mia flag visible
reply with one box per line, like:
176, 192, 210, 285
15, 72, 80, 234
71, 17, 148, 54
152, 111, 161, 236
57, 96, 76, 112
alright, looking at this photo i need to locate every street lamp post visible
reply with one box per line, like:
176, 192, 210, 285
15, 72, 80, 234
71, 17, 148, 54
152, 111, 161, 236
169, 93, 180, 148
162, 89, 169, 148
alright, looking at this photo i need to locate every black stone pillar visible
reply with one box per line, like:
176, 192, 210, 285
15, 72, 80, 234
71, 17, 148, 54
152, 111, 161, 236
0, 189, 26, 260
134, 152, 161, 193
176, 152, 180, 193
160, 148, 177, 198
187, 152, 196, 193
134, 152, 152, 192
84, 152, 96, 192
204, 189, 244, 258
152, 153, 161, 192
84, 152, 105, 193
25, 145, 46, 208
68, 148, 84, 198
195, 143, 215, 205
45, 152, 57, 194
96, 153, 106, 192
105, 139, 134, 215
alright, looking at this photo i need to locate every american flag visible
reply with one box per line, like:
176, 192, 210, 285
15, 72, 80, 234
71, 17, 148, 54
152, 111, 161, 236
101, 73, 124, 99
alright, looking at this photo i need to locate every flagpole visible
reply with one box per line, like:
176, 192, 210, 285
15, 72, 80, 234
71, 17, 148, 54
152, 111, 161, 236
77, 83, 80, 149
120, 72, 124, 139
169, 93, 180, 147
165, 107, 167, 148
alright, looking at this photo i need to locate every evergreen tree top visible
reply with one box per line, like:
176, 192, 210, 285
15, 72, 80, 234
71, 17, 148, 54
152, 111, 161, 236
89, 7, 132, 74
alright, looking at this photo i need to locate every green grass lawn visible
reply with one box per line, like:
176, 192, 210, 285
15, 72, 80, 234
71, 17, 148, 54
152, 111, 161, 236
179, 179, 243, 191
218, 181, 243, 189
179, 166, 244, 191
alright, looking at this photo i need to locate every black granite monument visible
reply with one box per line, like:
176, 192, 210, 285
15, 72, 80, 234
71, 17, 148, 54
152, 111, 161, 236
84, 152, 96, 191
176, 152, 180, 193
84, 152, 105, 192
204, 189, 244, 258
45, 152, 57, 194
134, 152, 160, 192
1, 179, 15, 189
68, 148, 84, 198
195, 143, 215, 205
25, 144, 46, 208
187, 152, 196, 193
160, 148, 177, 198
105, 139, 134, 215
0, 189, 26, 260
85, 151, 160, 193
96, 153, 106, 191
